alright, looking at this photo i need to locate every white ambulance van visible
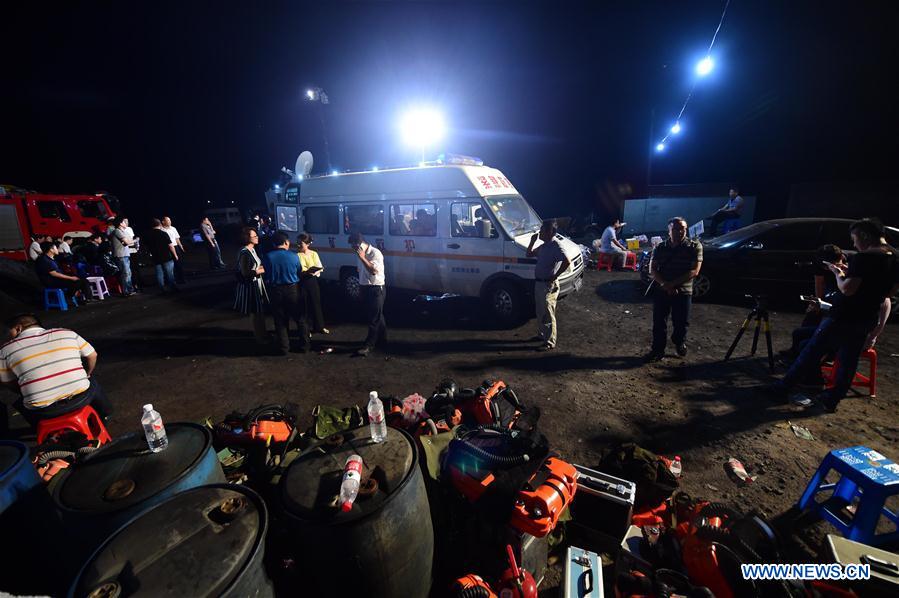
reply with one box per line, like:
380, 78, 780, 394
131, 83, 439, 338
273, 156, 585, 323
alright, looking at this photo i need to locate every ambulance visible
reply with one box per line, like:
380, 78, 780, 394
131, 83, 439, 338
273, 155, 585, 322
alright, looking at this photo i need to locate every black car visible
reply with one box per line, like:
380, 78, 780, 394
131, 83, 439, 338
638, 218, 899, 300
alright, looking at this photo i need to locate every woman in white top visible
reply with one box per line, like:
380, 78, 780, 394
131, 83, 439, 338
234, 227, 269, 344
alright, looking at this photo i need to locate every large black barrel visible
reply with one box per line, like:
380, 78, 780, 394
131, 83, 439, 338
280, 426, 434, 598
69, 484, 273, 598
1, 440, 64, 595
51, 422, 225, 563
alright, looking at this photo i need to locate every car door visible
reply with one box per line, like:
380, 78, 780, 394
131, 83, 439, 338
740, 222, 822, 293
387, 201, 441, 292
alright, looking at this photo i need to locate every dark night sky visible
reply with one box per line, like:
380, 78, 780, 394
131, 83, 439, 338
2, 1, 898, 226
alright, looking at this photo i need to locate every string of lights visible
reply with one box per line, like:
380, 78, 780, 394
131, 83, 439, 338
655, 0, 731, 153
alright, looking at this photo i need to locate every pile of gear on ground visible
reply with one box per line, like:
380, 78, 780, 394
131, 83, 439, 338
1, 377, 895, 597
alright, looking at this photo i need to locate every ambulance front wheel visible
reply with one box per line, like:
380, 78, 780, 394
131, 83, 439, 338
483, 279, 524, 325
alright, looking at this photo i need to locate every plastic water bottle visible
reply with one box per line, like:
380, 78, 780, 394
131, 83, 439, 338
141, 404, 168, 453
367, 391, 387, 443
339, 455, 363, 512
669, 455, 682, 478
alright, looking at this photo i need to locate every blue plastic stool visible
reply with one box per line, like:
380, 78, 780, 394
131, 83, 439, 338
43, 288, 70, 311
797, 446, 899, 546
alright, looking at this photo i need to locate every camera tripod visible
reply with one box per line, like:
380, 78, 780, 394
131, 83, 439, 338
724, 295, 775, 372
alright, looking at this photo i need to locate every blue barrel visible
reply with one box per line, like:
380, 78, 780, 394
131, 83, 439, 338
1, 440, 63, 595
69, 484, 273, 598
50, 422, 225, 565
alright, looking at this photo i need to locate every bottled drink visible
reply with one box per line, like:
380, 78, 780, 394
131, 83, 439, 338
141, 403, 168, 453
669, 455, 682, 478
339, 455, 363, 512
367, 391, 387, 443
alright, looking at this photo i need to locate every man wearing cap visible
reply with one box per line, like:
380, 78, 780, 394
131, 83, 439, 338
349, 232, 386, 357
598, 217, 629, 269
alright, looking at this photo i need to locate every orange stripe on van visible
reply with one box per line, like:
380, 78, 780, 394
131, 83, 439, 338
315, 246, 529, 264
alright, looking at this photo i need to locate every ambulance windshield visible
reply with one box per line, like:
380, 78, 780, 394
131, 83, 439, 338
484, 195, 543, 238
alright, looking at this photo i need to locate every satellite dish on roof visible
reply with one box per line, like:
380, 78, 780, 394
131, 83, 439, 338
296, 151, 314, 178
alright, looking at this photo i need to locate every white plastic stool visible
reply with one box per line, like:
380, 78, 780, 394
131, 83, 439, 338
86, 276, 109, 300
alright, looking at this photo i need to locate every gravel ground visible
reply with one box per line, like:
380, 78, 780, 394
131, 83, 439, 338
3, 251, 898, 593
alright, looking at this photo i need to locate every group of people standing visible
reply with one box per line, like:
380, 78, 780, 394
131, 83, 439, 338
233, 228, 330, 355
233, 227, 388, 357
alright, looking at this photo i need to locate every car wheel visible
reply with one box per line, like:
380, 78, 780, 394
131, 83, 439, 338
483, 279, 523, 325
692, 273, 713, 299
340, 269, 362, 302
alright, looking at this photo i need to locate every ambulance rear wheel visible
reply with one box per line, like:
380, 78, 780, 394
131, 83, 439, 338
340, 269, 362, 302
484, 279, 523, 325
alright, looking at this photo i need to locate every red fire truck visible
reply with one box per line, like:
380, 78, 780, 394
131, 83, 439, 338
0, 184, 117, 261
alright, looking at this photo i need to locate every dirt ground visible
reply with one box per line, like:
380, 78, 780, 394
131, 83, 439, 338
4, 248, 899, 587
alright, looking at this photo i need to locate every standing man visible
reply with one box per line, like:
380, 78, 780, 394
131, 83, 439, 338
123, 218, 142, 292
527, 220, 571, 351
145, 219, 179, 292
264, 232, 309, 355
349, 232, 386, 357
708, 187, 745, 236
110, 216, 135, 296
769, 219, 898, 412
645, 217, 703, 362
598, 217, 629, 268
162, 216, 187, 284
201, 216, 226, 270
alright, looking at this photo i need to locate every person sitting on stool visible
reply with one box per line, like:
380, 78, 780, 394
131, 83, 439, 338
597, 217, 629, 268
35, 241, 92, 303
0, 313, 112, 432
707, 188, 744, 236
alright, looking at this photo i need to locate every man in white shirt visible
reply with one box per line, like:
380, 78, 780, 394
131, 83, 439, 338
57, 235, 73, 255
123, 221, 142, 291
349, 232, 386, 357
598, 218, 629, 268
28, 234, 50, 260
162, 216, 187, 283
110, 216, 136, 296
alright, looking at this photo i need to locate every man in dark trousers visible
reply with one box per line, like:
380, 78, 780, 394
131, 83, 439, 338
645, 216, 703, 362
264, 232, 309, 355
145, 218, 179, 292
770, 219, 899, 412
349, 232, 386, 357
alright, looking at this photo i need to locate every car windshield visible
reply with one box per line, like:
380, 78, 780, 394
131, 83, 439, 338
483, 195, 543, 237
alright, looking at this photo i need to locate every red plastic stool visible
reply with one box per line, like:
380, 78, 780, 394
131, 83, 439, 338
105, 275, 123, 296
596, 252, 616, 271
623, 251, 638, 271
821, 348, 877, 398
36, 405, 112, 445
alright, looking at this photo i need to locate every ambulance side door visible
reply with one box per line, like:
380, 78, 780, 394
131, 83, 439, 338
444, 200, 503, 297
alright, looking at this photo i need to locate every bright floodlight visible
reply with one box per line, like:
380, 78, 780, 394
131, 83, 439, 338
330, 170, 338, 176
400, 109, 446, 148
306, 89, 316, 100
696, 56, 714, 76
670, 122, 682, 135
656, 143, 666, 152
371, 166, 379, 172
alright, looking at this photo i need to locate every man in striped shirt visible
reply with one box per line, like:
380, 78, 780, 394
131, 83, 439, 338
0, 314, 112, 429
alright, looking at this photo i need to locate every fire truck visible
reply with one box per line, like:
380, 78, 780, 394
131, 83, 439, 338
0, 184, 117, 261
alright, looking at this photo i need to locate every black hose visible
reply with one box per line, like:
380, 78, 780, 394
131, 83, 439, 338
454, 438, 529, 466
455, 585, 491, 598
36, 450, 76, 465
